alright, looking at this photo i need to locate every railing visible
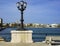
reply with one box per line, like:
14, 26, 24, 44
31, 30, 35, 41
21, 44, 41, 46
0, 33, 60, 42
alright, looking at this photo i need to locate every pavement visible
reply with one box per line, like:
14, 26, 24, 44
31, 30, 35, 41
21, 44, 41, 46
0, 42, 49, 46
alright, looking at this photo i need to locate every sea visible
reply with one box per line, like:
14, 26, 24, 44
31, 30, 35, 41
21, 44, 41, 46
0, 28, 60, 42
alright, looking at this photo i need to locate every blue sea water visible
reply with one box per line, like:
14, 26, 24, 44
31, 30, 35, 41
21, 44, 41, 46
0, 28, 60, 42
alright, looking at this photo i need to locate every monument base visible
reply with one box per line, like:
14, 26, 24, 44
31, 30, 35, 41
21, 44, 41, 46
11, 30, 33, 43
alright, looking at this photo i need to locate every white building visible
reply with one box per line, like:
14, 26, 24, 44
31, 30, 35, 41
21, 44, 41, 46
51, 24, 58, 28
32, 23, 40, 28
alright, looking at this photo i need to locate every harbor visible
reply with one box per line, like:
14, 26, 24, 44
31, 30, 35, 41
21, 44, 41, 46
0, 0, 60, 46
0, 28, 60, 46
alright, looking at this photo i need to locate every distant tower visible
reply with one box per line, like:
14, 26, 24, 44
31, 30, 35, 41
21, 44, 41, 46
0, 18, 3, 27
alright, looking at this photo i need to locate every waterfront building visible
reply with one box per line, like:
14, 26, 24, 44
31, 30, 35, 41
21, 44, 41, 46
51, 24, 58, 28
32, 23, 40, 28
40, 24, 47, 28
24, 24, 28, 27
25, 23, 33, 27
9, 23, 17, 27
46, 24, 49, 28
46, 24, 52, 28
3, 23, 7, 27
9, 23, 12, 27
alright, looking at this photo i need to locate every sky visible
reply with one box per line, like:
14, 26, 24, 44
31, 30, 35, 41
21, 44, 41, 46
0, 0, 60, 24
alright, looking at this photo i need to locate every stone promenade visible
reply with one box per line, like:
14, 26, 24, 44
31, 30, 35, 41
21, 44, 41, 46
0, 42, 49, 46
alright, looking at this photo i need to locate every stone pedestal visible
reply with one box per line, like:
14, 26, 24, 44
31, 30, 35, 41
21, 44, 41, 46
11, 30, 33, 43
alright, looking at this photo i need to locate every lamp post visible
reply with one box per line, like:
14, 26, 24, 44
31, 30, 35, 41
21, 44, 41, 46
16, 1, 27, 30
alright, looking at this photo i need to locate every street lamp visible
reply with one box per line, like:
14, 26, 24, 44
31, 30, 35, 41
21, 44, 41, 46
16, 1, 27, 30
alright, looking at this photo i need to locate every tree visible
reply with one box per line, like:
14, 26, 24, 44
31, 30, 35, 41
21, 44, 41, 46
57, 24, 60, 28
